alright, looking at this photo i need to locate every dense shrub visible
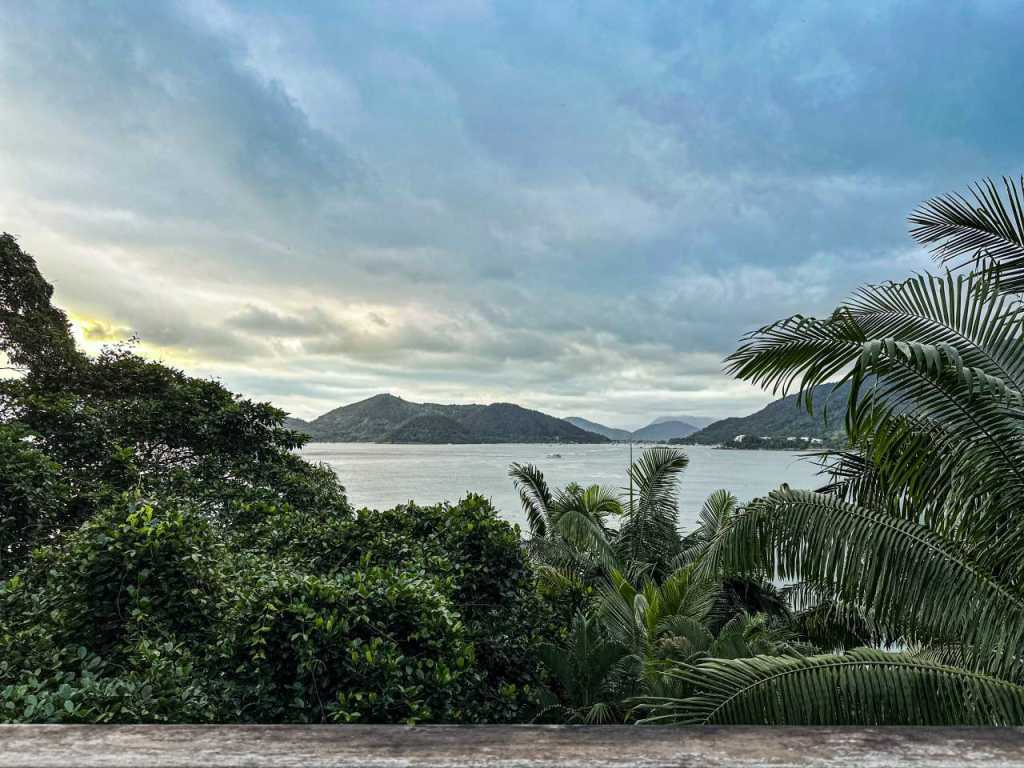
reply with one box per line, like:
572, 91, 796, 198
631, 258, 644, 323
227, 494, 549, 722
303, 495, 548, 722
225, 564, 473, 723
0, 424, 71, 574
0, 496, 231, 722
1, 493, 546, 723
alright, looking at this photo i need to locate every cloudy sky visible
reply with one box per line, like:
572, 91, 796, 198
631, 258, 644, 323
2, 1, 1021, 427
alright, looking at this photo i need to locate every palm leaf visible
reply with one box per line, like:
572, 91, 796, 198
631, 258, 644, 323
847, 272, 1024, 388
638, 648, 1024, 725
509, 462, 553, 537
675, 489, 737, 571
721, 487, 1024, 675
617, 447, 688, 570
842, 338, 1024, 573
910, 176, 1024, 292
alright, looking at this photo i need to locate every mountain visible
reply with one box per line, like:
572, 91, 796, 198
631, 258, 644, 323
631, 419, 700, 441
288, 394, 609, 444
283, 416, 310, 432
564, 417, 633, 441
682, 382, 850, 446
564, 416, 699, 441
650, 414, 718, 429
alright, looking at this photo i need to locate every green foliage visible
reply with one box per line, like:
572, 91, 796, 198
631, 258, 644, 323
658, 174, 1024, 725
0, 233, 85, 380
0, 237, 546, 724
226, 565, 473, 723
909, 176, 1024, 293
639, 649, 1024, 725
511, 446, 689, 580
234, 495, 549, 722
0, 641, 223, 723
617, 447, 687, 576
0, 496, 231, 722
1, 494, 545, 723
0, 235, 349, 571
535, 612, 630, 724
0, 424, 71, 573
514, 450, 802, 722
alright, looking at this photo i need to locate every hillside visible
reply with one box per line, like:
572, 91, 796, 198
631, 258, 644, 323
564, 416, 633, 441
681, 382, 850, 446
563, 416, 699, 442
289, 394, 609, 443
631, 419, 699, 441
282, 416, 310, 432
650, 414, 718, 429
384, 413, 474, 443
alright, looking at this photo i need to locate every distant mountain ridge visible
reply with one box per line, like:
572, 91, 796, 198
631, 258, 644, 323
631, 419, 699, 440
563, 416, 701, 442
563, 417, 633, 441
681, 382, 850, 446
650, 414, 719, 429
287, 394, 609, 444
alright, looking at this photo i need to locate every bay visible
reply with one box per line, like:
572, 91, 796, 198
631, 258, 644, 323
300, 443, 823, 531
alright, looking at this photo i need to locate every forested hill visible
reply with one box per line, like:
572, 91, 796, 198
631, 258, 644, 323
286, 394, 610, 443
681, 382, 851, 445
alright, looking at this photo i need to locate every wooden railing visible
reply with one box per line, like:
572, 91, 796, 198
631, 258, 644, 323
3, 725, 1024, 767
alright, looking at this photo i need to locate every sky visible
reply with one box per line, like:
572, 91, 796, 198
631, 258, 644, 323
1, 1, 1021, 428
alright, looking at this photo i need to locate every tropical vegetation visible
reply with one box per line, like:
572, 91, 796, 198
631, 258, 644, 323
0, 233, 544, 723
640, 175, 1024, 724
5, 173, 1024, 725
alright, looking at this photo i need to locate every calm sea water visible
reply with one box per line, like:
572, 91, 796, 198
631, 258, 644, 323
300, 443, 822, 531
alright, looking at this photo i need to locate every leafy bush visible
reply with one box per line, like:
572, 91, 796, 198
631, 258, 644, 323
7, 496, 224, 656
225, 564, 473, 723
228, 494, 548, 722
320, 496, 548, 722
1, 492, 547, 723
0, 424, 71, 574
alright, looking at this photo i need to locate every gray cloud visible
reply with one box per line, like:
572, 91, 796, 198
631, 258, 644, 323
1, 0, 1020, 426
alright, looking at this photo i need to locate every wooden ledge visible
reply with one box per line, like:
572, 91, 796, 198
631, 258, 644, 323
2, 725, 1024, 767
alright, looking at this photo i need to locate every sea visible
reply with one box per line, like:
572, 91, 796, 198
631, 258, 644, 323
299, 443, 823, 532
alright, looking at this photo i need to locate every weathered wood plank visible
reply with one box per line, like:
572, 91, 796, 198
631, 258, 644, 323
2, 725, 1024, 768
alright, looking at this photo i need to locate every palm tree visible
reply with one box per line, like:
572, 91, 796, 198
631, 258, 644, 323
535, 612, 631, 724
617, 447, 688, 577
508, 463, 621, 592
514, 448, 809, 720
644, 176, 1024, 724
510, 446, 689, 577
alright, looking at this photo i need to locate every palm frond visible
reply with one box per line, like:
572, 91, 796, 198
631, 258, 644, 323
910, 176, 1024, 293
509, 462, 553, 537
551, 506, 619, 570
783, 581, 878, 652
674, 489, 737, 570
843, 338, 1024, 573
637, 649, 1024, 725
722, 487, 1024, 674
617, 447, 688, 570
727, 269, 1024, 411
847, 271, 1024, 388
725, 310, 865, 406
554, 484, 621, 533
